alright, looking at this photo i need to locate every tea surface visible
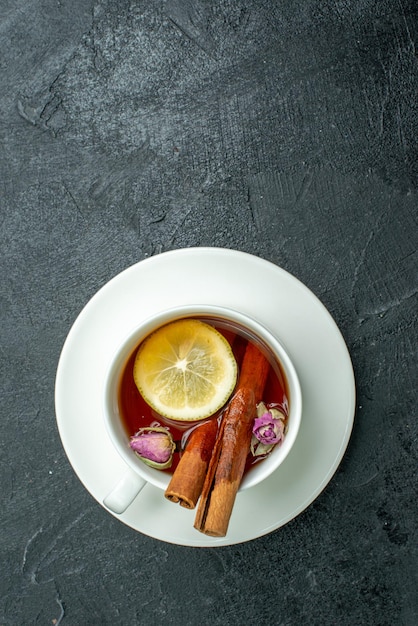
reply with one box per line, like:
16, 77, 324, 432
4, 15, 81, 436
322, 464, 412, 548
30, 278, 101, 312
118, 318, 289, 473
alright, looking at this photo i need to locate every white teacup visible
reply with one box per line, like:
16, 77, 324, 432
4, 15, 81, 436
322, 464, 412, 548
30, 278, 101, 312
103, 305, 302, 514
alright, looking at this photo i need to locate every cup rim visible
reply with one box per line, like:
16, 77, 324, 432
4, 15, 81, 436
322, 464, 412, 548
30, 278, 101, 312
102, 304, 302, 492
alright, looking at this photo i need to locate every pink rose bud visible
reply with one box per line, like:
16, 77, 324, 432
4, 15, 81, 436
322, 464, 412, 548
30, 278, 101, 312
252, 412, 284, 445
130, 427, 176, 469
250, 402, 286, 457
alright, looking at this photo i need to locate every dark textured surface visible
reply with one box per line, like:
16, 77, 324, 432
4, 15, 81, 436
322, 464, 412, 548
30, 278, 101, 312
1, 0, 417, 624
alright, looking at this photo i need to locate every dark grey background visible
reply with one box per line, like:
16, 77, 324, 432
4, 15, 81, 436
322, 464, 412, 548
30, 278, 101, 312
1, 0, 417, 624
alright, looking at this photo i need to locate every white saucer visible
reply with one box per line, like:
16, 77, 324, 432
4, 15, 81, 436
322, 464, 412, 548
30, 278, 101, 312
55, 248, 355, 547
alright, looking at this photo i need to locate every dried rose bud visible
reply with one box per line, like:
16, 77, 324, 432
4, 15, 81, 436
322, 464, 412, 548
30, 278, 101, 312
130, 427, 176, 469
250, 402, 286, 457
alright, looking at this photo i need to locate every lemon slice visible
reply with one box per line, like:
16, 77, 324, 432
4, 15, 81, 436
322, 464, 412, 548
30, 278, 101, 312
133, 319, 238, 421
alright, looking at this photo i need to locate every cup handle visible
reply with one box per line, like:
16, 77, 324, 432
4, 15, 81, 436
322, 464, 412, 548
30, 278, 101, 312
103, 470, 147, 514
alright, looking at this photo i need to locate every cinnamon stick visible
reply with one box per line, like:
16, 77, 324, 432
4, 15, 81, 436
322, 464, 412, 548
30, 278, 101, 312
165, 418, 219, 509
194, 342, 270, 537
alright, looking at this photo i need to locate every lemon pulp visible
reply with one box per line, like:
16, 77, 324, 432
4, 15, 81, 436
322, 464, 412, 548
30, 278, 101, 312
133, 319, 238, 421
